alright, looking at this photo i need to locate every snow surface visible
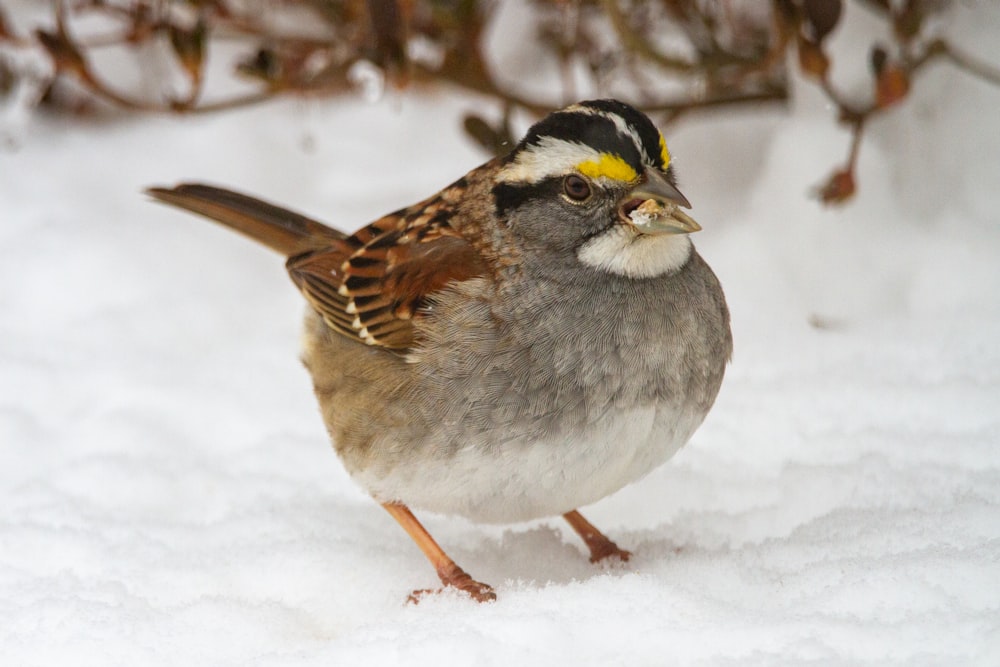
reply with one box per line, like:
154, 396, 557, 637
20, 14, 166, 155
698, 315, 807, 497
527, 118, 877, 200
2, 5, 1000, 666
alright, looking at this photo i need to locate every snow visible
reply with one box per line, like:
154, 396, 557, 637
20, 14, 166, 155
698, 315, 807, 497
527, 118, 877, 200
2, 5, 1000, 665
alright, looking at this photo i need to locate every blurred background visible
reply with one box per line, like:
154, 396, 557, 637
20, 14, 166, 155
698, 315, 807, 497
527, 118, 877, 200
5, 0, 997, 203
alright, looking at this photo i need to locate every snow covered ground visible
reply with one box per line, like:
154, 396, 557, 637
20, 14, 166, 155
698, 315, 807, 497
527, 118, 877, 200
2, 5, 999, 666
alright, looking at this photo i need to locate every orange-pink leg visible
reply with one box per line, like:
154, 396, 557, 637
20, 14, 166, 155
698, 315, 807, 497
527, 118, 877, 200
563, 509, 632, 563
382, 502, 496, 603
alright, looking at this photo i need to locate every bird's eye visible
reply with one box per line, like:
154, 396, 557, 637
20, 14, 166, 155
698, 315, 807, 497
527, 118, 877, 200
563, 175, 592, 202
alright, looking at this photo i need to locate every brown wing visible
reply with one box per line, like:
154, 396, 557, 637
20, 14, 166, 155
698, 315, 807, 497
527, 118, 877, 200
148, 181, 487, 351
288, 193, 488, 350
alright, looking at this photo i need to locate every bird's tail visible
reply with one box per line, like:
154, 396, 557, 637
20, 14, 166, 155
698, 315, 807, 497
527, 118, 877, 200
146, 183, 346, 257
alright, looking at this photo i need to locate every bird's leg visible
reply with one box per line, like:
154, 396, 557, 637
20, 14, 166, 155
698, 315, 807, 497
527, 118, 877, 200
563, 509, 632, 563
381, 502, 496, 603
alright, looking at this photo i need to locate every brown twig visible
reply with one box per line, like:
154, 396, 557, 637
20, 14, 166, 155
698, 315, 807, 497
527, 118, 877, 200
797, 5, 998, 203
938, 41, 1000, 86
599, 0, 696, 73
3, 0, 997, 206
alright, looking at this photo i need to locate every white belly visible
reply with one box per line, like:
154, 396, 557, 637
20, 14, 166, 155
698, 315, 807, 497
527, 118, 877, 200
352, 404, 703, 524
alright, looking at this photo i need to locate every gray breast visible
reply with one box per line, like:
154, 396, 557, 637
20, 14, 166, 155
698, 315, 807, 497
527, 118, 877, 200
406, 248, 732, 457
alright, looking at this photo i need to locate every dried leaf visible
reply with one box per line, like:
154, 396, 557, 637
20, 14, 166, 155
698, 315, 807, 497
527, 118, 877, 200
35, 28, 87, 77
894, 3, 925, 42
367, 0, 409, 86
875, 63, 910, 108
817, 168, 855, 204
797, 34, 829, 80
0, 5, 13, 41
169, 19, 207, 83
802, 0, 842, 44
237, 49, 282, 85
462, 114, 513, 158
869, 45, 888, 75
772, 0, 798, 26
0, 55, 13, 97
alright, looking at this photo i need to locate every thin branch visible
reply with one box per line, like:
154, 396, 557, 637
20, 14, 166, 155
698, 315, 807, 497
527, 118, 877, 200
642, 84, 789, 117
845, 115, 865, 174
940, 41, 1000, 86
599, 0, 696, 73
5, 0, 997, 207
182, 91, 276, 114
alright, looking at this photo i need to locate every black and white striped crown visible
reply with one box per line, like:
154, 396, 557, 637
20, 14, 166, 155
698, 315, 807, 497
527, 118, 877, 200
499, 100, 672, 186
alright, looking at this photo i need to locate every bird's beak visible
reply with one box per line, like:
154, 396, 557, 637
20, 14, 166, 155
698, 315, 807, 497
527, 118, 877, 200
620, 168, 701, 235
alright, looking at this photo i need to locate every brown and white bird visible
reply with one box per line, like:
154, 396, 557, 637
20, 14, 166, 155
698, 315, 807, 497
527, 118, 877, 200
148, 99, 731, 602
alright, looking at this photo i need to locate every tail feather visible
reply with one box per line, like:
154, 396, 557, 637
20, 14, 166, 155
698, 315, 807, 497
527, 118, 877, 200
147, 183, 346, 257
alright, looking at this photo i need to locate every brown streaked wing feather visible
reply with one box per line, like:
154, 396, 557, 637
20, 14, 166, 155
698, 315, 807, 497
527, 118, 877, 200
288, 250, 357, 338
288, 195, 488, 350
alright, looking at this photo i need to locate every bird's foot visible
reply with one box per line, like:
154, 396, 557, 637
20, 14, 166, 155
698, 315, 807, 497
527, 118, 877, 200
408, 564, 496, 604
382, 502, 495, 603
562, 509, 632, 564
587, 539, 632, 564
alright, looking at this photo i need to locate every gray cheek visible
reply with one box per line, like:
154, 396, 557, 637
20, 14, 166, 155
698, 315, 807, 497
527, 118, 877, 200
510, 199, 615, 256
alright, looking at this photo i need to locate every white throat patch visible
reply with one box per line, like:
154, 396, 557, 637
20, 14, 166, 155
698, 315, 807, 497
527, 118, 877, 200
577, 226, 693, 278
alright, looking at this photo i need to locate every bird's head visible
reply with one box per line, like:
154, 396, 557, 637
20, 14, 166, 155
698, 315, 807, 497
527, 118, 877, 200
492, 99, 699, 279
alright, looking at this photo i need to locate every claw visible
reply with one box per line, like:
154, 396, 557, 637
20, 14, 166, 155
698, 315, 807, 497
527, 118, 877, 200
407, 561, 496, 603
563, 509, 632, 564
587, 542, 632, 564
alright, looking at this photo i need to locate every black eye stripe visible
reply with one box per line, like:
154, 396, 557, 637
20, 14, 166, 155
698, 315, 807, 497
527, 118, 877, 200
495, 101, 672, 213
492, 178, 563, 218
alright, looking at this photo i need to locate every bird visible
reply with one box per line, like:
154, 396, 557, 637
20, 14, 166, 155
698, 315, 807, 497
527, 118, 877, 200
147, 99, 732, 603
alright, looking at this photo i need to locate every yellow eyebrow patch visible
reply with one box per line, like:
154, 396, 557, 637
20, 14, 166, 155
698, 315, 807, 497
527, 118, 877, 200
658, 134, 671, 168
576, 153, 638, 182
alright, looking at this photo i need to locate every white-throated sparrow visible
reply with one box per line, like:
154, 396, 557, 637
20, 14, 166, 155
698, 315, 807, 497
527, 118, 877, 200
148, 99, 732, 603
